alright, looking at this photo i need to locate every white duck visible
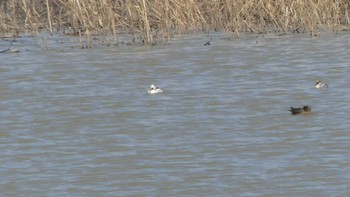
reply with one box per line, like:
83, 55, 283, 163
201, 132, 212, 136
148, 84, 163, 94
315, 80, 328, 88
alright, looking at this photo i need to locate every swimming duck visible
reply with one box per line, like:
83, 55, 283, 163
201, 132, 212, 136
289, 106, 311, 115
315, 80, 328, 88
148, 84, 163, 94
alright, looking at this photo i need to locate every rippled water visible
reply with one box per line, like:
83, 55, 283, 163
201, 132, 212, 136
1, 32, 350, 196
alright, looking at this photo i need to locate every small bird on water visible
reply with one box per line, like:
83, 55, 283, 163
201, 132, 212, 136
204, 41, 210, 46
148, 84, 163, 94
289, 106, 311, 115
315, 80, 328, 88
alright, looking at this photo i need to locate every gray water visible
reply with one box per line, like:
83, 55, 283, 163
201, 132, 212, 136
1, 32, 350, 196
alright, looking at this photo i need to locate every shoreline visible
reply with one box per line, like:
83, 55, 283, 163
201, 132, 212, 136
0, 29, 349, 53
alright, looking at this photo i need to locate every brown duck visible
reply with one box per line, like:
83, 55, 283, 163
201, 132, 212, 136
289, 106, 311, 115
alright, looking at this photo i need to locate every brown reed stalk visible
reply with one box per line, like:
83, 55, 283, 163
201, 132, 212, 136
1, 0, 350, 42
46, 0, 53, 35
142, 0, 151, 43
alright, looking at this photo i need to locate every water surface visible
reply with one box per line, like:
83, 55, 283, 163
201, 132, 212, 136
1, 32, 350, 196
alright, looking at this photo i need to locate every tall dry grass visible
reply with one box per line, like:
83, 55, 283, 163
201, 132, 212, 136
1, 0, 350, 43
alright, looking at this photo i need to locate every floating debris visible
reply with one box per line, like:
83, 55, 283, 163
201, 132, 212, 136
0, 48, 19, 53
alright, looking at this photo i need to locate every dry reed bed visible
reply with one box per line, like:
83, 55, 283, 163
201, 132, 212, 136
1, 0, 350, 44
